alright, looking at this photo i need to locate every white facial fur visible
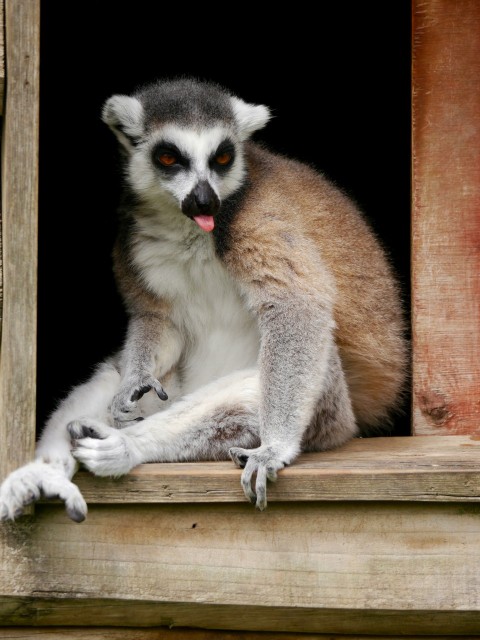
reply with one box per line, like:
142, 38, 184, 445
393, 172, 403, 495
129, 124, 246, 208
102, 93, 271, 211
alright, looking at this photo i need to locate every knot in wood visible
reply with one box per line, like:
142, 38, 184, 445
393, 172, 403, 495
419, 389, 453, 426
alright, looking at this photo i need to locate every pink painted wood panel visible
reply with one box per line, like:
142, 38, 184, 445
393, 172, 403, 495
412, 0, 480, 434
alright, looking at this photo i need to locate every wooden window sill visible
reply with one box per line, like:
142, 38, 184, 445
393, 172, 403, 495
71, 435, 480, 504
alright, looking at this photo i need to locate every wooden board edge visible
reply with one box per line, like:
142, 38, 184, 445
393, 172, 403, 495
0, 628, 477, 640
68, 435, 480, 504
1, 598, 480, 635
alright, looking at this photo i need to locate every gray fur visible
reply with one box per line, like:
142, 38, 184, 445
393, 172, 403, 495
135, 77, 237, 129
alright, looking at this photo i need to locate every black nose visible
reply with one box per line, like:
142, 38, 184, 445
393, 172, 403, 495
182, 181, 220, 217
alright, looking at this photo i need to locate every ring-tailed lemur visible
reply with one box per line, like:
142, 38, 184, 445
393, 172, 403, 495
0, 77, 407, 522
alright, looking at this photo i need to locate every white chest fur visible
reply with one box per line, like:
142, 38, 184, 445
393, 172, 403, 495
132, 216, 260, 395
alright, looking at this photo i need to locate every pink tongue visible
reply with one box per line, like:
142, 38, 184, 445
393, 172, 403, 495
193, 215, 215, 232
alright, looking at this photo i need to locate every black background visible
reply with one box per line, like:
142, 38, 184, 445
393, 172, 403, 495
37, 2, 412, 435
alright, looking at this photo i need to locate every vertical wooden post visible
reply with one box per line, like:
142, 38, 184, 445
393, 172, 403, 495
0, 0, 40, 478
0, 0, 4, 116
412, 0, 480, 435
0, 0, 5, 337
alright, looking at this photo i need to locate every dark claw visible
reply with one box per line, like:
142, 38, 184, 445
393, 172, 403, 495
156, 388, 168, 401
66, 506, 86, 523
130, 385, 151, 402
237, 454, 249, 467
83, 426, 104, 439
135, 417, 145, 422
69, 423, 102, 440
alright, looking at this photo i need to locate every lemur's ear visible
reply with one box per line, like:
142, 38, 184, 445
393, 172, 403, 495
102, 95, 144, 152
230, 96, 271, 141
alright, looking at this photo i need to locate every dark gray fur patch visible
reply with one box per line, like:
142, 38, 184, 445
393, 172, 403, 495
171, 406, 261, 462
135, 77, 236, 129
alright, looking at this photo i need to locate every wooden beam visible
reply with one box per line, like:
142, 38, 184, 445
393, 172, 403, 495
2, 501, 480, 634
0, 0, 40, 479
412, 0, 480, 434
71, 435, 480, 504
0, 0, 5, 114
0, 630, 478, 640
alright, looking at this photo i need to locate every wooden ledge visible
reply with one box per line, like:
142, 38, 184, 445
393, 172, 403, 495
73, 435, 480, 504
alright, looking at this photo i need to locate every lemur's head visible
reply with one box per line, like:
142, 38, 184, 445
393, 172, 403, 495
102, 78, 271, 232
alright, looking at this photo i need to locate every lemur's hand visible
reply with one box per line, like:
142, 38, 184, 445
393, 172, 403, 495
69, 419, 139, 477
0, 459, 87, 523
111, 374, 168, 428
229, 444, 288, 511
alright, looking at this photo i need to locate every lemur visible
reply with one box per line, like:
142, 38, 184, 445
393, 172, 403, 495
0, 77, 407, 522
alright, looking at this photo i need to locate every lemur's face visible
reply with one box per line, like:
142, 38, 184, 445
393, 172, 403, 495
102, 80, 270, 233
129, 124, 244, 233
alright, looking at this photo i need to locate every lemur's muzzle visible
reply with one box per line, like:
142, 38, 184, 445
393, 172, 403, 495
182, 180, 220, 232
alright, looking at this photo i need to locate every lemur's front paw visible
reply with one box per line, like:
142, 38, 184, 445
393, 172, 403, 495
111, 375, 168, 428
0, 461, 87, 523
229, 445, 288, 511
69, 419, 139, 477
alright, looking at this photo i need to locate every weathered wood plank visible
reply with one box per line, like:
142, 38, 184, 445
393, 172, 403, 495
71, 435, 480, 504
0, 0, 5, 114
0, 600, 479, 636
412, 0, 480, 434
0, 0, 40, 480
0, 631, 477, 640
1, 502, 480, 633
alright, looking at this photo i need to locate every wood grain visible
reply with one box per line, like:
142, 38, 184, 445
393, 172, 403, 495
0, 0, 5, 114
0, 0, 4, 332
0, 0, 40, 480
71, 435, 480, 504
0, 631, 477, 640
412, 0, 480, 434
2, 502, 480, 634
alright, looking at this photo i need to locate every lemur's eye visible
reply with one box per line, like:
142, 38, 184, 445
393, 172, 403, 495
152, 144, 188, 171
158, 153, 177, 166
215, 152, 233, 166
209, 141, 234, 172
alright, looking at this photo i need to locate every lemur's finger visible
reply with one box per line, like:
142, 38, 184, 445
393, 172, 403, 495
153, 380, 168, 401
255, 465, 268, 511
130, 384, 152, 402
130, 379, 168, 402
266, 464, 280, 482
68, 419, 113, 441
229, 447, 249, 469
240, 460, 257, 504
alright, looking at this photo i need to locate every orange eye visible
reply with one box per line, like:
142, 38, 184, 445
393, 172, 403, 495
215, 152, 232, 166
158, 153, 177, 166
